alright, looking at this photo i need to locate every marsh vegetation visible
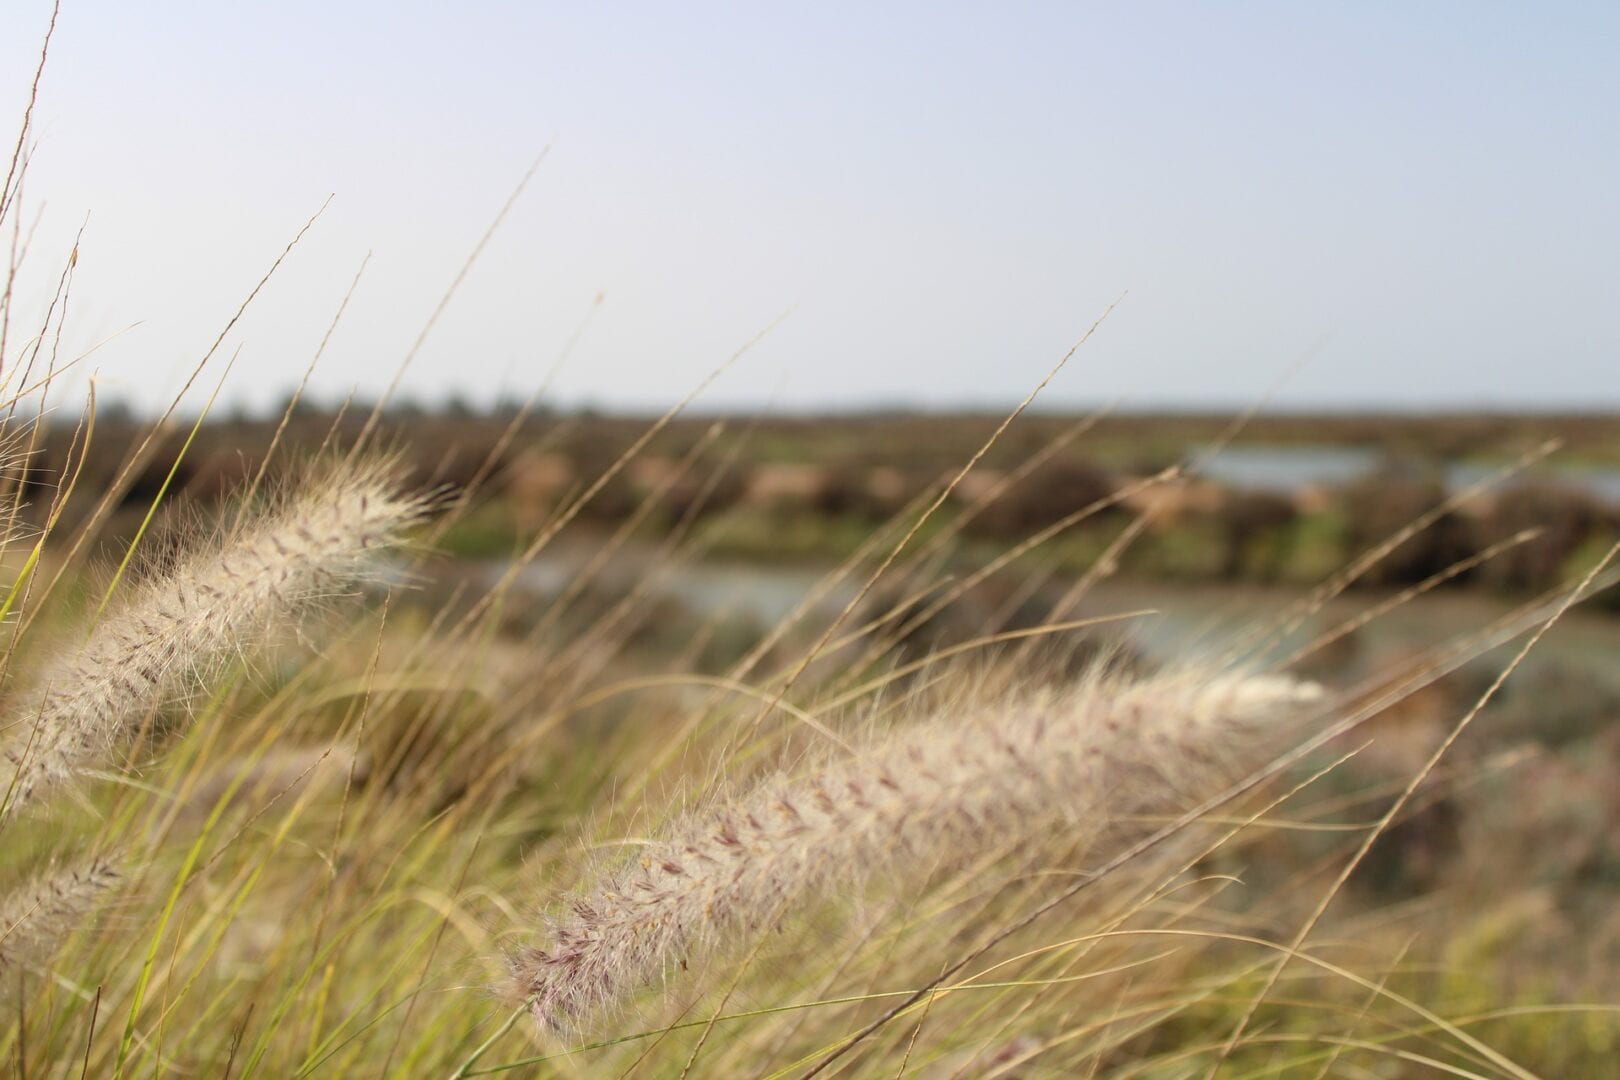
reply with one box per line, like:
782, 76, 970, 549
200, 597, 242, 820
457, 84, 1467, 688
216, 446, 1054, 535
4, 16, 1620, 1077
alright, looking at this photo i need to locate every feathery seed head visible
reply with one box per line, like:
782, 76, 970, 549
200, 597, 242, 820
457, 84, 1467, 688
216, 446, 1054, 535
0, 854, 122, 978
511, 667, 1323, 1031
0, 461, 425, 819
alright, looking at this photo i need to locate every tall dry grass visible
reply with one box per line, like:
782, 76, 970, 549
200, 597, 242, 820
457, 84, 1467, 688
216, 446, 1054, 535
0, 366, 1610, 1078
2, 12, 1619, 1077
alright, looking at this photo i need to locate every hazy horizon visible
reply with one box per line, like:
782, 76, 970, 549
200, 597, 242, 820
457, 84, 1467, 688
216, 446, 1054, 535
4, 1, 1617, 418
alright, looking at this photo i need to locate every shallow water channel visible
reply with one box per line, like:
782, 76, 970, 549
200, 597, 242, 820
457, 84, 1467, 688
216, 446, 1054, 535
1196, 444, 1620, 504
494, 546, 1620, 689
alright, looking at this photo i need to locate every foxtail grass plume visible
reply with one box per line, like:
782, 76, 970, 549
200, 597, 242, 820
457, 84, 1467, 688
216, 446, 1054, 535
1, 462, 425, 818
511, 668, 1322, 1031
0, 855, 121, 976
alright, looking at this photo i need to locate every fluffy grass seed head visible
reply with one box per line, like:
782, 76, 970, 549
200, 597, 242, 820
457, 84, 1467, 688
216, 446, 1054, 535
0, 854, 122, 978
511, 666, 1323, 1031
0, 461, 427, 818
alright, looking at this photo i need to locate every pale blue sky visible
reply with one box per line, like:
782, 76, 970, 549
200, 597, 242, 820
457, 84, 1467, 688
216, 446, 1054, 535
4, 1, 1617, 414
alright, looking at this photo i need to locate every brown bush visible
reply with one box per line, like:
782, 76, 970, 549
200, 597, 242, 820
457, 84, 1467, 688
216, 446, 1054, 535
970, 459, 1118, 538
1215, 490, 1299, 580
1471, 482, 1612, 592
1339, 467, 1472, 587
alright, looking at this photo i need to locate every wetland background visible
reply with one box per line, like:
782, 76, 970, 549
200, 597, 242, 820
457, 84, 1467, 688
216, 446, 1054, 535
10, 378, 1620, 1072
8, 1, 1620, 1067
28, 402, 1620, 922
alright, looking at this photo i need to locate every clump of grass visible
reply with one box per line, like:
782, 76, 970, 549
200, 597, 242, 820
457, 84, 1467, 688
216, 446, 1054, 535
511, 667, 1323, 1031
